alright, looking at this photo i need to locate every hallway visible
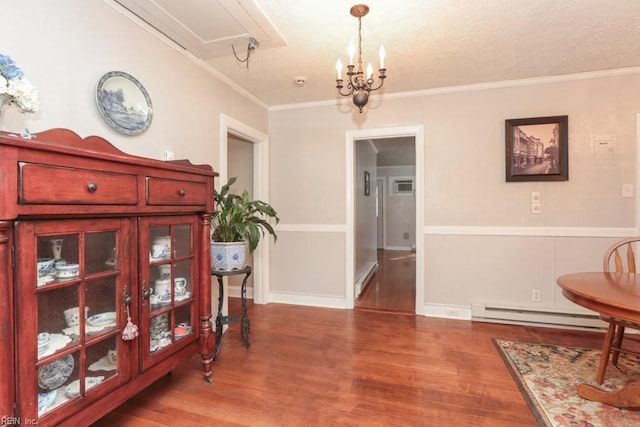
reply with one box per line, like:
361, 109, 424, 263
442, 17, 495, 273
355, 249, 416, 314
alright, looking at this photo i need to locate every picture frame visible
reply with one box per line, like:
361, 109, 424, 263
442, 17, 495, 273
505, 115, 568, 182
364, 170, 370, 196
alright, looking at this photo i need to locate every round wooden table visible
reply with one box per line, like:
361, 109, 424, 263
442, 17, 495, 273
557, 272, 640, 407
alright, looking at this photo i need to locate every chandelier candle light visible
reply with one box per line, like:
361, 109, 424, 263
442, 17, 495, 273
336, 4, 386, 113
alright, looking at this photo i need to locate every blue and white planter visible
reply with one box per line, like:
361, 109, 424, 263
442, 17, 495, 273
210, 241, 246, 270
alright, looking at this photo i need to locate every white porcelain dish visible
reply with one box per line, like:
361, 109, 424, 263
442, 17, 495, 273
64, 376, 105, 398
87, 312, 117, 327
38, 390, 57, 415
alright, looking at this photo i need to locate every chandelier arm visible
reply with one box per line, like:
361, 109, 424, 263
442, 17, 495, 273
337, 85, 355, 97
369, 78, 386, 91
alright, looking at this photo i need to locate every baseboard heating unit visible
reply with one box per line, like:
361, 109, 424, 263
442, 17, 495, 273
471, 303, 607, 330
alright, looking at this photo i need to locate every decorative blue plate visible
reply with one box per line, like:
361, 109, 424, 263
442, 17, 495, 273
96, 71, 153, 136
38, 354, 74, 390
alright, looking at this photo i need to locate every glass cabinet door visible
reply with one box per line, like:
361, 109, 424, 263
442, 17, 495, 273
16, 218, 132, 422
141, 216, 198, 370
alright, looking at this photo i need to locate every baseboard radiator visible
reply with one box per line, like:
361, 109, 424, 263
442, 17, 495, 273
471, 303, 607, 330
355, 262, 378, 298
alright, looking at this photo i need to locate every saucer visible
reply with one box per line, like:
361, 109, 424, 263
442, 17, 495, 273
175, 325, 192, 338
175, 291, 191, 302
64, 376, 105, 398
38, 390, 57, 415
37, 275, 55, 287
87, 312, 117, 327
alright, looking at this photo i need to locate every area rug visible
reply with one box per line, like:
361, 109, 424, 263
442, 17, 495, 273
493, 339, 640, 427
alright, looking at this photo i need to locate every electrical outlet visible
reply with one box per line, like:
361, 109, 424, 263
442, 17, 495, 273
532, 290, 541, 302
531, 203, 541, 214
531, 191, 541, 203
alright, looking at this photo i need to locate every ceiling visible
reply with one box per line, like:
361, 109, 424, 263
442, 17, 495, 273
114, 0, 640, 109
113, 0, 640, 166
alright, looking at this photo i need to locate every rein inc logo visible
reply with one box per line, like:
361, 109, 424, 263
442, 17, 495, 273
1, 415, 37, 424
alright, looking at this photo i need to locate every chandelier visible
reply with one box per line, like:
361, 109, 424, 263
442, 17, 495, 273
335, 4, 386, 113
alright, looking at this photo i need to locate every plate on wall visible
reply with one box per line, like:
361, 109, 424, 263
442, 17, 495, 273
96, 71, 153, 135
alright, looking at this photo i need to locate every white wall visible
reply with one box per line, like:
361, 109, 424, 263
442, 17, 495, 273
268, 71, 640, 319
354, 140, 377, 289
378, 166, 416, 250
0, 1, 267, 170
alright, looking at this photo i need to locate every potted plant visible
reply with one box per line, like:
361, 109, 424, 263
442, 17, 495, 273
210, 177, 279, 270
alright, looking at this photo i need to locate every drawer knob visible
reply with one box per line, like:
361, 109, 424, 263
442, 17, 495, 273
87, 182, 98, 192
178, 189, 186, 196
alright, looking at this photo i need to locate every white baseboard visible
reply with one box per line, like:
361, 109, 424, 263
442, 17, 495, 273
422, 303, 472, 320
228, 285, 254, 299
267, 292, 349, 309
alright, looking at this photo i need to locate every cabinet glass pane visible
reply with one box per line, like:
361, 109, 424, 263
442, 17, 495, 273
174, 259, 192, 302
38, 287, 80, 357
149, 227, 171, 261
85, 277, 117, 337
37, 234, 79, 287
86, 336, 118, 384
37, 351, 80, 416
150, 313, 171, 355
174, 224, 192, 258
150, 261, 171, 312
85, 231, 117, 274
174, 305, 193, 341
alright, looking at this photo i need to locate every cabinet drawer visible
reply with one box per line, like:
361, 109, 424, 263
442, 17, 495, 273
146, 177, 207, 206
19, 162, 138, 205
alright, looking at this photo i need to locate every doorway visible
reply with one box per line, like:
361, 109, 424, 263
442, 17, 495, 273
219, 114, 270, 305
354, 136, 416, 313
345, 125, 425, 315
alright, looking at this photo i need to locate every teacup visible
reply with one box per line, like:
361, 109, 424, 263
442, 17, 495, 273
38, 332, 50, 345
37, 258, 55, 278
63, 306, 90, 327
151, 236, 171, 259
174, 277, 187, 295
150, 244, 168, 260
107, 349, 117, 365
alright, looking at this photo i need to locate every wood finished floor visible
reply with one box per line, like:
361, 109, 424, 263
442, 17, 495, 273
92, 300, 607, 426
355, 250, 416, 314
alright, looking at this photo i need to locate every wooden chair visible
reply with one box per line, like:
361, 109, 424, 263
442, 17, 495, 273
597, 238, 640, 383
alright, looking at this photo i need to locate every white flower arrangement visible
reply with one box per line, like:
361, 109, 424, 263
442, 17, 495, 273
0, 54, 39, 113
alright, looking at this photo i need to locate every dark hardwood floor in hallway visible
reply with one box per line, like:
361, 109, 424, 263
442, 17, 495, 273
355, 249, 415, 314
92, 300, 606, 426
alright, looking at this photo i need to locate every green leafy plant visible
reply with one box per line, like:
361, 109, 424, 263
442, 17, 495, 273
211, 177, 279, 253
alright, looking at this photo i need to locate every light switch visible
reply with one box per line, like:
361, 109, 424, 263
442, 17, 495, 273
163, 150, 175, 161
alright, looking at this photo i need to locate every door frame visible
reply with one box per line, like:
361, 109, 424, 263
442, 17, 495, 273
219, 114, 270, 304
345, 125, 425, 314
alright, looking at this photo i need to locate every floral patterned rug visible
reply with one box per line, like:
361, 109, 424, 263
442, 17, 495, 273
494, 339, 640, 427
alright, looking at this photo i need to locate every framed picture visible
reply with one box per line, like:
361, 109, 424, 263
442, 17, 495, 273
505, 115, 568, 182
364, 170, 370, 196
